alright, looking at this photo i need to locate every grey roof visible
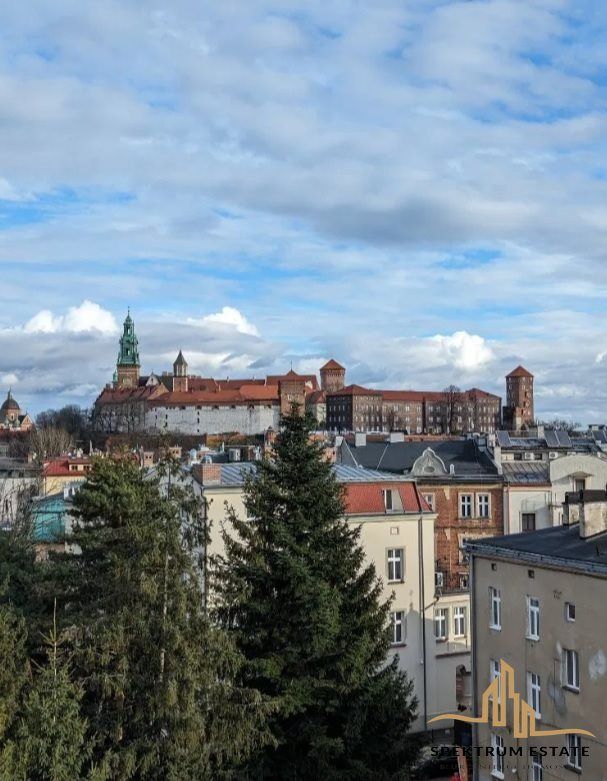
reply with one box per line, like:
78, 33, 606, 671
200, 462, 417, 487
501, 462, 550, 484
467, 524, 607, 575
545, 429, 572, 448
339, 439, 499, 478
496, 431, 512, 448
592, 430, 607, 445
496, 429, 600, 455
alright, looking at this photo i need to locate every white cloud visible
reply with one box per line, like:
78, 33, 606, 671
24, 301, 118, 335
0, 372, 18, 385
188, 307, 260, 337
430, 331, 495, 371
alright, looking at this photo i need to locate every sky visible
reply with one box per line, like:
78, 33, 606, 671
1, 0, 607, 422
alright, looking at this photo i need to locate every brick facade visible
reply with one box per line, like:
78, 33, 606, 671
418, 481, 504, 593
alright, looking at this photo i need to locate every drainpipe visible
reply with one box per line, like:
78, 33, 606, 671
418, 512, 428, 732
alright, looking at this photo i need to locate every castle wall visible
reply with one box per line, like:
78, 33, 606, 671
145, 403, 280, 435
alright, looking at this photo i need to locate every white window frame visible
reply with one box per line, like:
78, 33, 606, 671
563, 648, 580, 692
565, 602, 576, 622
460, 493, 473, 518
530, 752, 543, 781
491, 733, 504, 778
383, 488, 394, 512
490, 587, 502, 630
423, 493, 435, 511
434, 607, 448, 641
390, 610, 406, 645
566, 734, 582, 771
477, 493, 490, 518
527, 596, 540, 641
490, 658, 501, 702
387, 548, 404, 582
435, 571, 444, 589
527, 672, 541, 719
453, 605, 467, 637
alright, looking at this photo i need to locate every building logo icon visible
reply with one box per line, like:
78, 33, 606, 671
429, 659, 595, 739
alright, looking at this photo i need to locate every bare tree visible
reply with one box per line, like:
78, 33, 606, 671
440, 385, 463, 435
28, 426, 73, 462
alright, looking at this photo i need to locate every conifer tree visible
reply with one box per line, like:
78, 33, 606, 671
215, 407, 420, 779
3, 603, 89, 781
40, 457, 269, 781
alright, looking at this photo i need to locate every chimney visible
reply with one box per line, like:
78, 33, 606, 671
354, 432, 367, 447
564, 490, 607, 538
450, 464, 455, 475
192, 462, 222, 485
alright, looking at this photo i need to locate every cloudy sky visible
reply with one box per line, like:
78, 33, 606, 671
1, 0, 607, 421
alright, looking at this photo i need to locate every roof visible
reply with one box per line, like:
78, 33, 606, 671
506, 365, 533, 378
1, 389, 20, 412
96, 385, 167, 404
466, 524, 607, 575
329, 384, 382, 397
501, 462, 550, 485
173, 350, 188, 366
267, 372, 319, 389
149, 385, 280, 407
343, 482, 429, 514
321, 359, 345, 371
339, 438, 499, 478
306, 389, 326, 404
43, 458, 93, 477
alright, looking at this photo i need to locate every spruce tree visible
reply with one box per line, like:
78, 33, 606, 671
40, 457, 269, 781
214, 407, 420, 779
3, 604, 89, 781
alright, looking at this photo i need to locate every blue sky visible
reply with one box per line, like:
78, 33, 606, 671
1, 0, 607, 421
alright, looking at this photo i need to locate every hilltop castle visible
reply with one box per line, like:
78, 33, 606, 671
94, 311, 332, 435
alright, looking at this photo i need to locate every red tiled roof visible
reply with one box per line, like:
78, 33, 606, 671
96, 385, 167, 404
306, 389, 326, 403
150, 384, 279, 407
343, 482, 430, 514
329, 384, 382, 397
267, 373, 319, 389
43, 458, 93, 477
507, 365, 533, 378
321, 359, 345, 371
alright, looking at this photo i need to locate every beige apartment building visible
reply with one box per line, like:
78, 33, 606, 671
190, 460, 472, 734
467, 490, 607, 780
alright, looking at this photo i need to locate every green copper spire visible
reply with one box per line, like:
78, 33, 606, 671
117, 309, 140, 367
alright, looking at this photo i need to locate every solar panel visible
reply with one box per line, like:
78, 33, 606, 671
496, 430, 512, 447
556, 430, 572, 448
544, 429, 560, 448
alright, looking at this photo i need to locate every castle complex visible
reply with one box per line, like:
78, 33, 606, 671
94, 311, 531, 436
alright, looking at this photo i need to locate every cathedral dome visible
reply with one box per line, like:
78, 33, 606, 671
1, 389, 19, 411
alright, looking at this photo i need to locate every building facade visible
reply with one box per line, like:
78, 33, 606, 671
189, 460, 470, 733
326, 386, 502, 435
503, 365, 534, 430
467, 492, 607, 780
0, 389, 33, 431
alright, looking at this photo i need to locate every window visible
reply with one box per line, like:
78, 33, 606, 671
434, 608, 448, 641
527, 597, 540, 640
522, 512, 536, 532
390, 611, 406, 645
383, 489, 395, 512
435, 571, 444, 589
490, 587, 502, 630
459, 573, 469, 590
453, 606, 467, 637
478, 493, 490, 518
531, 752, 543, 781
527, 672, 541, 718
491, 733, 504, 778
566, 602, 576, 622
490, 658, 501, 702
423, 493, 435, 511
460, 494, 473, 518
574, 478, 586, 492
387, 548, 404, 582
566, 734, 582, 771
563, 649, 579, 691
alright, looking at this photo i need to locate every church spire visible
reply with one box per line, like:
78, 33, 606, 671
115, 310, 141, 388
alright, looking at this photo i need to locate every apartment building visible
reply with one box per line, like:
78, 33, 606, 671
190, 460, 469, 733
467, 491, 607, 779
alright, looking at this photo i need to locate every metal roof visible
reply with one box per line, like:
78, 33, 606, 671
501, 462, 550, 484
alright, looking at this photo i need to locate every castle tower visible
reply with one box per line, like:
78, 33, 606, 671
115, 310, 140, 389
279, 370, 306, 415
504, 365, 534, 429
173, 350, 188, 393
320, 359, 345, 393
